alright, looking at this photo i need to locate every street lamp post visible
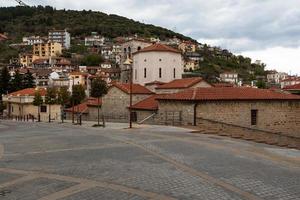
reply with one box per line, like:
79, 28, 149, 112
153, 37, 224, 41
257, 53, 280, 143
123, 57, 133, 129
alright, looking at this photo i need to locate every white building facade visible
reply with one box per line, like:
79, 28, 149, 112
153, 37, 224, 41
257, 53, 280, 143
132, 43, 184, 86
48, 29, 71, 49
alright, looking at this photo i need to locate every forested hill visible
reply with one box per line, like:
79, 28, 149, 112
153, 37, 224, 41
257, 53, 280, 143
0, 6, 193, 41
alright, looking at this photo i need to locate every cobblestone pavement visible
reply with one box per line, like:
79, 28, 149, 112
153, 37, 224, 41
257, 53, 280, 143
0, 121, 299, 200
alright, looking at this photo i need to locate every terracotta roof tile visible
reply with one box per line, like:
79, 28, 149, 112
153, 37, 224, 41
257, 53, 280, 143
145, 81, 166, 86
131, 94, 166, 111
157, 87, 300, 101
65, 98, 101, 113
284, 83, 300, 90
135, 43, 181, 54
111, 82, 154, 94
8, 88, 47, 97
213, 83, 235, 88
156, 77, 208, 89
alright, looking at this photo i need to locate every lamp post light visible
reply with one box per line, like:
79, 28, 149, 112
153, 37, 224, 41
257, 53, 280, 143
123, 57, 133, 129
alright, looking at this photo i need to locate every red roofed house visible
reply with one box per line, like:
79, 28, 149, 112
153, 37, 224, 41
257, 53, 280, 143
101, 82, 154, 122
132, 43, 184, 86
2, 88, 62, 121
65, 97, 102, 121
284, 83, 300, 95
154, 87, 300, 137
155, 77, 212, 94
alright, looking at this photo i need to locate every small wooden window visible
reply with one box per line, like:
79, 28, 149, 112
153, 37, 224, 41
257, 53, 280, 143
40, 105, 47, 113
173, 68, 176, 78
159, 68, 162, 78
251, 109, 258, 125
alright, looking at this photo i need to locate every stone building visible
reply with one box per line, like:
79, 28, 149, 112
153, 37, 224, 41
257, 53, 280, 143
101, 82, 154, 122
2, 88, 62, 121
132, 43, 184, 86
155, 87, 300, 137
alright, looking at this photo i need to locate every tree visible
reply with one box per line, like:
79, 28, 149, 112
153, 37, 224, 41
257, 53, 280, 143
23, 70, 35, 88
90, 78, 108, 126
71, 85, 86, 105
71, 85, 86, 124
57, 87, 70, 123
45, 87, 57, 123
0, 66, 10, 114
81, 54, 104, 66
0, 66, 11, 95
10, 70, 23, 92
33, 91, 43, 122
256, 80, 266, 89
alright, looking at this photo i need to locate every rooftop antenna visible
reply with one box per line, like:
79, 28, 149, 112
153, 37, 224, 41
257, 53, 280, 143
14, 0, 29, 6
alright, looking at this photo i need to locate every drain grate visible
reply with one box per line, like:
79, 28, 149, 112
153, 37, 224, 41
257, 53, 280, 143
0, 190, 11, 196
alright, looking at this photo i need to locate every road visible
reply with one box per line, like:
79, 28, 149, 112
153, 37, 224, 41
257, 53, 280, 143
0, 121, 299, 200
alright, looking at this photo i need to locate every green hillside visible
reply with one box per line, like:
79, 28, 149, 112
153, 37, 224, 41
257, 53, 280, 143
0, 6, 192, 41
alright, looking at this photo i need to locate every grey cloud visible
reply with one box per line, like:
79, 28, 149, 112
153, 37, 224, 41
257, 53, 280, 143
1, 0, 300, 52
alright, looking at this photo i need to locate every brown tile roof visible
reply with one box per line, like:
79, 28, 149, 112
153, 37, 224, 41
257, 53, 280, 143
33, 59, 49, 64
111, 82, 154, 94
284, 84, 300, 90
131, 94, 166, 111
156, 77, 209, 89
145, 81, 166, 86
157, 87, 300, 101
65, 98, 101, 113
8, 88, 47, 97
69, 71, 89, 76
135, 43, 181, 54
213, 83, 235, 88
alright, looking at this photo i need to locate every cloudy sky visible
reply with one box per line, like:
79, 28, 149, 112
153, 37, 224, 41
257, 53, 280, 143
2, 0, 300, 74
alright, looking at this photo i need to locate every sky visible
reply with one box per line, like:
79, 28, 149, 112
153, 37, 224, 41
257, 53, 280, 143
2, 0, 300, 75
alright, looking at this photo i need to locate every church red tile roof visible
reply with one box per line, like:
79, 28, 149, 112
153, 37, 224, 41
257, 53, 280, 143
130, 94, 166, 111
135, 43, 181, 54
8, 88, 47, 97
111, 82, 154, 94
145, 81, 166, 86
156, 87, 300, 101
156, 77, 209, 89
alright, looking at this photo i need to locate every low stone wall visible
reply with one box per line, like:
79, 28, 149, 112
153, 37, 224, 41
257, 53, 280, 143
197, 118, 300, 149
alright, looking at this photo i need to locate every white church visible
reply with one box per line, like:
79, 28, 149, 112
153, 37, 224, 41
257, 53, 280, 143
132, 43, 184, 86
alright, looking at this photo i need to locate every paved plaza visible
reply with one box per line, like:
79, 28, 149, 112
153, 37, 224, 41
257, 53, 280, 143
0, 121, 299, 200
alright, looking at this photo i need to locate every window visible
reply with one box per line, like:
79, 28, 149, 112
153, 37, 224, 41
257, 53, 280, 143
251, 109, 258, 125
173, 68, 176, 78
144, 59, 147, 62
159, 68, 162, 78
40, 105, 47, 113
137, 46, 141, 51
135, 69, 137, 80
159, 59, 162, 62
144, 68, 147, 78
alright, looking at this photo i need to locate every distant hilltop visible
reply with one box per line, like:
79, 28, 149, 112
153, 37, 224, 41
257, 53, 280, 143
0, 6, 194, 41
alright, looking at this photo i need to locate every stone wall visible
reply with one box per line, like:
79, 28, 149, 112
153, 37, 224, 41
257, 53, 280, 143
196, 100, 300, 137
156, 101, 195, 125
102, 87, 151, 122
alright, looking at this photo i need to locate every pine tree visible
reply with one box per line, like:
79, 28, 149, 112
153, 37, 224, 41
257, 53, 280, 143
10, 70, 23, 92
23, 70, 35, 88
0, 66, 11, 95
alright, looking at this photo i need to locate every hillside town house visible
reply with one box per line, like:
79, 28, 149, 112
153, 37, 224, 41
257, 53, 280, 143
2, 88, 62, 121
267, 71, 288, 84
48, 29, 71, 49
280, 77, 300, 88
219, 72, 239, 84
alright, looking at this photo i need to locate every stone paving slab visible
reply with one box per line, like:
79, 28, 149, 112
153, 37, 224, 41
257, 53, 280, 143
0, 172, 23, 185
0, 177, 77, 200
59, 187, 148, 200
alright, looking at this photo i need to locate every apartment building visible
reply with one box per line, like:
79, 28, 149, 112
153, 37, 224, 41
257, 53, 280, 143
48, 29, 71, 49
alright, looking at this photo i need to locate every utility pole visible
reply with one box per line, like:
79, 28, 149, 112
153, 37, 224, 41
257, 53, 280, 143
123, 57, 133, 128
14, 0, 28, 6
